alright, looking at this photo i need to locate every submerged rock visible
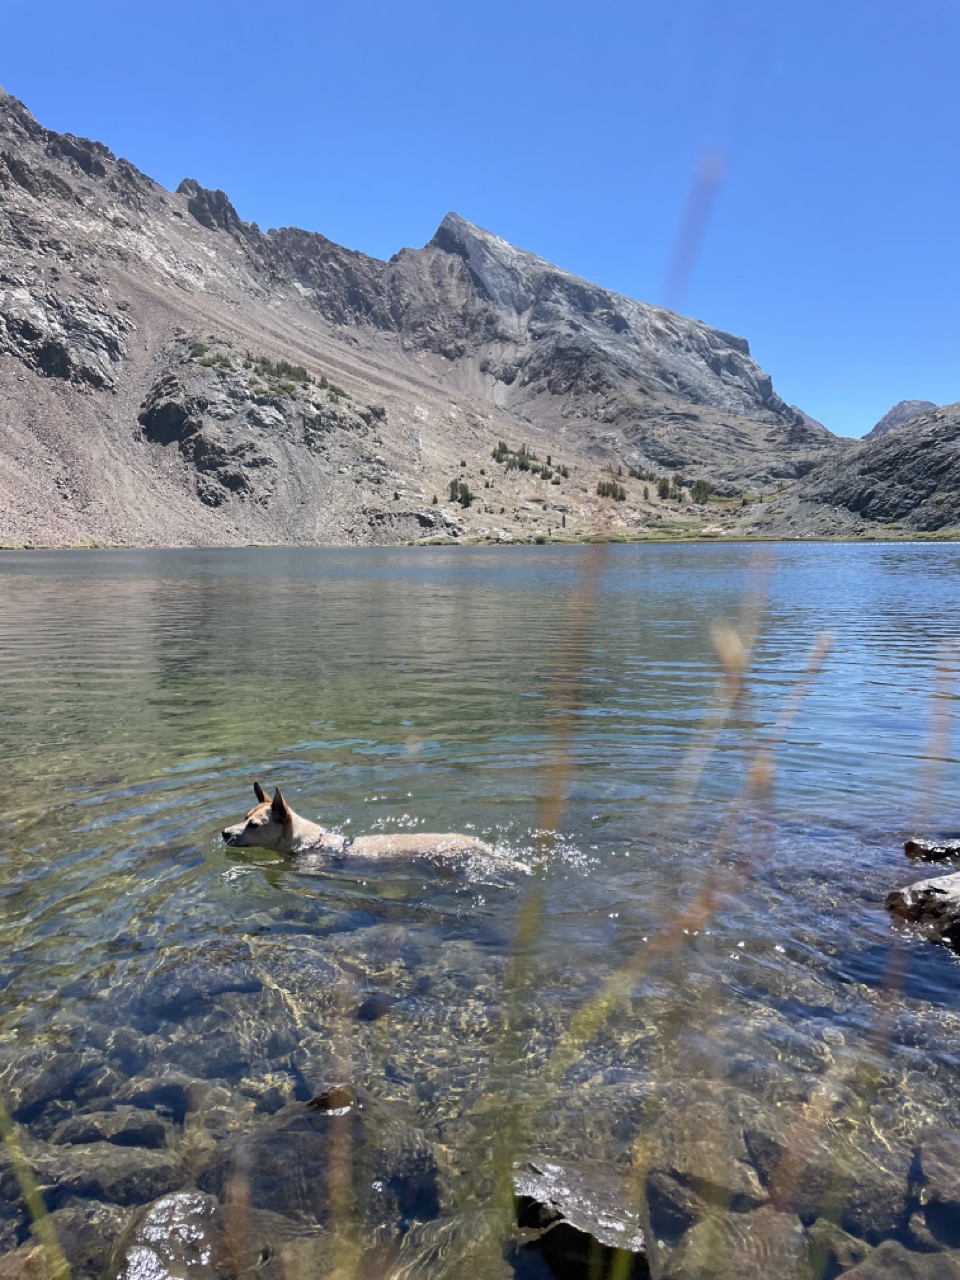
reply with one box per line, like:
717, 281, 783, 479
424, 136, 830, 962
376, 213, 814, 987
0, 1243, 53, 1280
806, 1218, 872, 1274
52, 1106, 168, 1149
34, 1143, 181, 1210
641, 1082, 767, 1251
658, 1207, 806, 1280
512, 1160, 648, 1279
887, 872, 960, 945
196, 1097, 440, 1235
916, 1131, 960, 1248
841, 1238, 960, 1277
111, 1192, 222, 1280
33, 1199, 129, 1280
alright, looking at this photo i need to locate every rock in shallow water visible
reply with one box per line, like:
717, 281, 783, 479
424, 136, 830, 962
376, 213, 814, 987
658, 1207, 806, 1280
34, 1143, 181, 1210
111, 1192, 221, 1280
196, 1097, 441, 1234
887, 872, 960, 945
51, 1107, 168, 1149
641, 1081, 767, 1251
905, 839, 960, 864
512, 1160, 648, 1279
917, 1131, 960, 1248
32, 1199, 129, 1280
841, 1238, 960, 1278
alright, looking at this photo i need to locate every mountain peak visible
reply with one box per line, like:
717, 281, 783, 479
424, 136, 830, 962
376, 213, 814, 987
428, 211, 535, 314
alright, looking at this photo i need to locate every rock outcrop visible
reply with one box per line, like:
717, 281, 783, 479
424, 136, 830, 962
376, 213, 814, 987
745, 402, 960, 537
0, 87, 846, 547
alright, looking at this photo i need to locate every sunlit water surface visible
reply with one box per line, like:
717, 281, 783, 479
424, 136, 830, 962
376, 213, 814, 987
2, 544, 960, 1272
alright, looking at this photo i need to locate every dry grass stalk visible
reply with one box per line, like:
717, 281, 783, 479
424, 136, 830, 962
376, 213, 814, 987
0, 1101, 71, 1280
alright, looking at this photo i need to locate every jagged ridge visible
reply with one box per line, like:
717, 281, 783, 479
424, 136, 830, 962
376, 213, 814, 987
0, 86, 844, 547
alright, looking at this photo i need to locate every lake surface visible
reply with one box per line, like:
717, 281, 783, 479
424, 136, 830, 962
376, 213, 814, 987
2, 543, 960, 1276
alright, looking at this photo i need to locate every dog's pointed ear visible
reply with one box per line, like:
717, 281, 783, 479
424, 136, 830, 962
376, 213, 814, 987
254, 781, 267, 804
271, 787, 290, 820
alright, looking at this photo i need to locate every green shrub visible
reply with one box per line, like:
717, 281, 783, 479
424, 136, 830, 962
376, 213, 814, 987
691, 479, 714, 504
249, 354, 310, 384
657, 477, 671, 500
189, 340, 208, 359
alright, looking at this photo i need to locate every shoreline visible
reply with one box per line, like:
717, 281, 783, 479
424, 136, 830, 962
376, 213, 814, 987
2, 529, 960, 552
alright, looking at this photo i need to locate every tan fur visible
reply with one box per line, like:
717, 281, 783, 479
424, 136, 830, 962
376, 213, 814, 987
222, 783, 492, 860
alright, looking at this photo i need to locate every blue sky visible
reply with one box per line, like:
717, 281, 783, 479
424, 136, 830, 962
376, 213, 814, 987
2, 0, 957, 437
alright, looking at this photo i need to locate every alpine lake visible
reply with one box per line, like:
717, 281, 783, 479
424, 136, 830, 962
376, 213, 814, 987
2, 543, 960, 1280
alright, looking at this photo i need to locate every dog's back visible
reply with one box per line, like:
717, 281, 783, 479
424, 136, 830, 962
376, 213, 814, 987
347, 833, 491, 859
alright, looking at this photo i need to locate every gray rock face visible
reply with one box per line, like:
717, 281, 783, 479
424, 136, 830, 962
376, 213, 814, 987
865, 399, 937, 441
0, 87, 843, 547
0, 271, 130, 388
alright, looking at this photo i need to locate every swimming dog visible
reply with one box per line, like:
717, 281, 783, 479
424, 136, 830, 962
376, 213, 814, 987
222, 782, 493, 861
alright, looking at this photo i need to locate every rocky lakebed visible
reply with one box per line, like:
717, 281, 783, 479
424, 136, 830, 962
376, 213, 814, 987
1, 829, 960, 1280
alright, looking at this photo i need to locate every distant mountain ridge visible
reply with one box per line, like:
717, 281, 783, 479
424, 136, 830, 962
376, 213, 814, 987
0, 87, 844, 546
864, 399, 937, 441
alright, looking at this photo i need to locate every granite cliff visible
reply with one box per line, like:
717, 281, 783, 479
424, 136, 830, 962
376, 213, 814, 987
0, 87, 844, 547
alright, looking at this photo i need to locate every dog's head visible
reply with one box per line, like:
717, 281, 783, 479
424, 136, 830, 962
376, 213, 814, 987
222, 782, 292, 850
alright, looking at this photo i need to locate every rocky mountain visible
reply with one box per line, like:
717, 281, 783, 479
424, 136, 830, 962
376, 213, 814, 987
0, 87, 844, 547
864, 399, 937, 441
744, 402, 960, 537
